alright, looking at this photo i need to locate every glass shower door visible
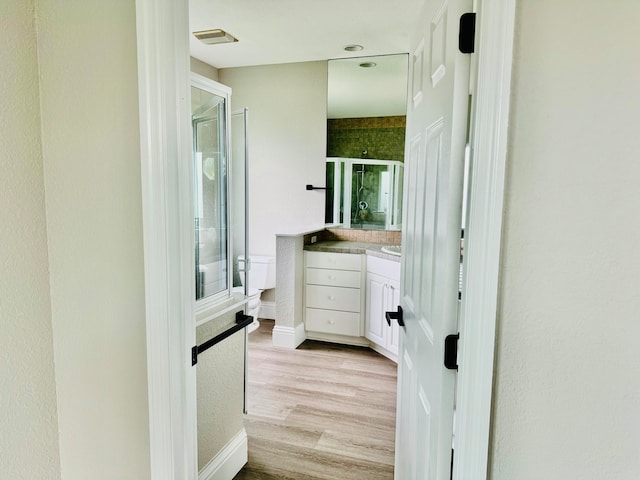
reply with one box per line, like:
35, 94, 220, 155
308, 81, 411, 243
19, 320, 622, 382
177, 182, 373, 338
231, 109, 248, 295
192, 86, 229, 301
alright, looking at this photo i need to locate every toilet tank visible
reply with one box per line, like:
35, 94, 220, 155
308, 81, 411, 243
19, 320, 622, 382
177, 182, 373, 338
239, 255, 276, 290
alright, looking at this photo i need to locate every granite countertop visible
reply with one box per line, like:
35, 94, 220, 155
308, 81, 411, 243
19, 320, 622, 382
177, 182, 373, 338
304, 240, 401, 262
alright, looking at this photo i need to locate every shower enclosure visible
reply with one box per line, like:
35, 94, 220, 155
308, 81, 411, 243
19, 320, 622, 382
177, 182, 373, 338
192, 77, 248, 304
325, 158, 404, 230
192, 83, 229, 301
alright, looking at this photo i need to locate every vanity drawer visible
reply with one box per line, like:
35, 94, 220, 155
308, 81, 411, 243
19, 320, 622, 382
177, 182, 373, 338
305, 308, 361, 336
305, 285, 361, 313
305, 251, 362, 271
305, 267, 361, 288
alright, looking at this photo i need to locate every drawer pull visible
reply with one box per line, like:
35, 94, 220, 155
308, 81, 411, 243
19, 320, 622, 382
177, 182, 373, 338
328, 296, 336, 301
328, 320, 335, 325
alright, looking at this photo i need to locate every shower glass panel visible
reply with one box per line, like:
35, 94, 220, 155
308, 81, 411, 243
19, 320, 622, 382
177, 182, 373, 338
231, 109, 248, 295
192, 86, 229, 301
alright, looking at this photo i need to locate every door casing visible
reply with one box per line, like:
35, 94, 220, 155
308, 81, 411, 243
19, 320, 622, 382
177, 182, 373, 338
134, 0, 517, 478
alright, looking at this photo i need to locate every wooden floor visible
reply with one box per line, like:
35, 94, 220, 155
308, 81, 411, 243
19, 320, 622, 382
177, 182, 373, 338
233, 319, 397, 480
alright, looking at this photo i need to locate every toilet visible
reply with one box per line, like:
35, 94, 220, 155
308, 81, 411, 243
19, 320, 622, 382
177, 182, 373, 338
232, 255, 276, 333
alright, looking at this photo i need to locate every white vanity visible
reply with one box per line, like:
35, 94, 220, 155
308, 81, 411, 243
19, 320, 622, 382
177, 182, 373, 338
304, 251, 366, 343
302, 243, 401, 362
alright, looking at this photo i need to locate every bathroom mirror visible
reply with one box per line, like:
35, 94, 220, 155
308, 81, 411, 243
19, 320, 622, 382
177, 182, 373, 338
326, 54, 409, 230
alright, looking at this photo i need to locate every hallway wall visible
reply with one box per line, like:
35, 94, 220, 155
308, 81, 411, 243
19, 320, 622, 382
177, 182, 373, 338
0, 1, 61, 478
490, 1, 640, 477
36, 1, 151, 478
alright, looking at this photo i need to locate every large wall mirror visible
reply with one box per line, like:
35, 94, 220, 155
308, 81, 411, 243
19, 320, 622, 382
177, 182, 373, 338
325, 54, 409, 230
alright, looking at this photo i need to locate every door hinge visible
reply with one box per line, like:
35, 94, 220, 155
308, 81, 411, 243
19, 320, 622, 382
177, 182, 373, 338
444, 333, 460, 370
458, 13, 476, 54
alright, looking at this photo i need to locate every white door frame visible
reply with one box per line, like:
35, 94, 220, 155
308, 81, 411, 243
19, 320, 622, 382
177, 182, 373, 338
454, 0, 516, 477
134, 0, 516, 478
135, 0, 196, 479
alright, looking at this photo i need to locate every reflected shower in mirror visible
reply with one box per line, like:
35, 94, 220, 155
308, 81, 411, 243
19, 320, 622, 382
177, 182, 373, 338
326, 54, 408, 230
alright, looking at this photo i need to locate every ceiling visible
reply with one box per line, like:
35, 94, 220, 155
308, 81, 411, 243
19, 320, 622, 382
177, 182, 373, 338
189, 0, 420, 118
188, 0, 421, 69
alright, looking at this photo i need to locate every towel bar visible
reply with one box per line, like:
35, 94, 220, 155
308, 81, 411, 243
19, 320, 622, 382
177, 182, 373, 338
191, 310, 253, 365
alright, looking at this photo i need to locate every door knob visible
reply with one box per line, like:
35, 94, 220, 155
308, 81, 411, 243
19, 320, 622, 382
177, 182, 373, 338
385, 305, 404, 327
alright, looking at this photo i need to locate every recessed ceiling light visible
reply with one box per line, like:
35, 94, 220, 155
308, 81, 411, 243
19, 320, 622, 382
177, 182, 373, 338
344, 44, 364, 52
359, 62, 377, 68
193, 29, 238, 45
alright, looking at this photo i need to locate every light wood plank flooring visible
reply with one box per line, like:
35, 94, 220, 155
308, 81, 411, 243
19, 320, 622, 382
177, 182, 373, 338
234, 320, 397, 480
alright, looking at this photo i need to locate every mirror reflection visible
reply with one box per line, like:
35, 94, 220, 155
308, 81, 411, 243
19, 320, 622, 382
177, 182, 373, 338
326, 54, 409, 230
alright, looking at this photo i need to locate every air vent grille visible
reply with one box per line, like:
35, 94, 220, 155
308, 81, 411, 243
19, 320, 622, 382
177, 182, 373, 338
193, 29, 238, 45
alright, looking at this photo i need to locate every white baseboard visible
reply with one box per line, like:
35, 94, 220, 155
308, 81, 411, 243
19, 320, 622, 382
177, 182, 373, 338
272, 323, 306, 349
306, 331, 370, 348
368, 343, 398, 364
198, 428, 247, 480
259, 301, 276, 320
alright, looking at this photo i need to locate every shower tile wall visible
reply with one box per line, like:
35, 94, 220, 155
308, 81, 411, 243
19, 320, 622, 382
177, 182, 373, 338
327, 116, 406, 162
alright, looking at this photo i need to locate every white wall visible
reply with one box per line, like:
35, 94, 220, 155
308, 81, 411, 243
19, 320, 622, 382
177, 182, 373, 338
219, 62, 328, 257
191, 56, 219, 81
36, 1, 151, 479
196, 310, 246, 470
490, 1, 640, 478
0, 1, 61, 478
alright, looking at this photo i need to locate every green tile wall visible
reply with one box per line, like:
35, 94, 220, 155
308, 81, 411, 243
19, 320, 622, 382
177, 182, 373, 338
327, 116, 406, 162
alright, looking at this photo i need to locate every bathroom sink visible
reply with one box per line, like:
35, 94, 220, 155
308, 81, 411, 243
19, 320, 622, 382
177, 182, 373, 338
381, 245, 402, 257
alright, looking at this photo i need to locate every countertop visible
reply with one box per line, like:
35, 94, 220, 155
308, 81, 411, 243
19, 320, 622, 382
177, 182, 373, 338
303, 241, 401, 262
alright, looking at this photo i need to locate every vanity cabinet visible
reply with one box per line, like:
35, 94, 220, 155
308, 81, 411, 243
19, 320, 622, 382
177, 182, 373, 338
365, 255, 401, 361
304, 251, 365, 340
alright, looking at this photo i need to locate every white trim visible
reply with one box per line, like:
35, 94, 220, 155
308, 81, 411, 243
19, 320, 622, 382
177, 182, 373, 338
272, 323, 306, 349
135, 0, 196, 478
306, 331, 370, 348
195, 295, 249, 327
368, 343, 398, 363
259, 300, 276, 320
198, 429, 248, 480
453, 0, 516, 478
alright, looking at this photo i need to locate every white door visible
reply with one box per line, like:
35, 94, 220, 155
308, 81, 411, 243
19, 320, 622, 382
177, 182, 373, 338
394, 0, 472, 478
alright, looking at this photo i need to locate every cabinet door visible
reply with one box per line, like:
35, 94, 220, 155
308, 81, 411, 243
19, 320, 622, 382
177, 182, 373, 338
386, 277, 401, 356
365, 271, 387, 346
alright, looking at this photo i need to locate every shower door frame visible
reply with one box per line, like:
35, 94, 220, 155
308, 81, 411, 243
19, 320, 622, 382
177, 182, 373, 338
191, 74, 234, 308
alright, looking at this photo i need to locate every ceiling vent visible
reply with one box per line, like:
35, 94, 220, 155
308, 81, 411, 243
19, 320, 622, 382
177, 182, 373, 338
193, 29, 238, 45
